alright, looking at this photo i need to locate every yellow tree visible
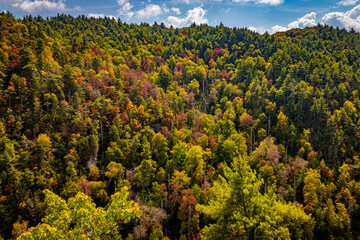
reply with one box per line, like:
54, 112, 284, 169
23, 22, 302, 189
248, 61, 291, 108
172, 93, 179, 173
18, 187, 141, 240
303, 169, 325, 214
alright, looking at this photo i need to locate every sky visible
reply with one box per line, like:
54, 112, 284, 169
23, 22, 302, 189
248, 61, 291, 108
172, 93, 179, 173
1, 0, 360, 33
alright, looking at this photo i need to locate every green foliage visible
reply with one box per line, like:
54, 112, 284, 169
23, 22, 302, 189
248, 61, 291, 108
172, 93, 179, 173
184, 145, 205, 183
158, 66, 173, 91
198, 156, 314, 239
134, 159, 157, 189
1, 12, 360, 239
19, 187, 141, 240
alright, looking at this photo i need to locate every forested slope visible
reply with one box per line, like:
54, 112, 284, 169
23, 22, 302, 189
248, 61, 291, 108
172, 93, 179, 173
1, 11, 360, 239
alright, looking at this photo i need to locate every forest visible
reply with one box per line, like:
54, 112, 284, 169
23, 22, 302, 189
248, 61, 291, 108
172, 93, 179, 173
0, 11, 360, 239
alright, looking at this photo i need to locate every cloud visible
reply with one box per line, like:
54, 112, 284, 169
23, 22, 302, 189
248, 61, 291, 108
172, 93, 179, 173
288, 12, 317, 29
116, 0, 127, 5
174, 0, 191, 4
232, 0, 284, 6
0, 0, 22, 4
248, 26, 263, 32
338, 0, 359, 6
167, 16, 184, 26
89, 13, 105, 18
11, 0, 65, 13
171, 7, 181, 15
72, 5, 81, 11
186, 6, 207, 24
135, 4, 163, 19
322, 4, 360, 31
88, 13, 116, 19
266, 12, 317, 34
167, 6, 207, 27
117, 0, 134, 20
257, 0, 283, 5
270, 25, 288, 33
117, 1, 168, 20
172, 0, 205, 5
248, 26, 257, 31
162, 4, 169, 14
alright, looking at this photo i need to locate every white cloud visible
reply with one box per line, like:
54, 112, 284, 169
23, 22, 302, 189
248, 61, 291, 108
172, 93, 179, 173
172, 0, 205, 4
257, 0, 283, 5
167, 6, 207, 27
322, 4, 360, 31
116, 0, 127, 5
248, 26, 271, 34
88, 13, 116, 19
162, 4, 169, 14
248, 26, 259, 32
174, 0, 191, 4
288, 12, 317, 29
270, 25, 288, 33
12, 0, 65, 13
232, 0, 283, 6
186, 6, 207, 24
167, 15, 184, 26
89, 13, 105, 18
267, 12, 317, 34
135, 4, 163, 19
117, 1, 168, 20
72, 5, 81, 11
338, 0, 359, 6
171, 7, 181, 15
232, 0, 251, 2
117, 0, 134, 20
0, 0, 22, 4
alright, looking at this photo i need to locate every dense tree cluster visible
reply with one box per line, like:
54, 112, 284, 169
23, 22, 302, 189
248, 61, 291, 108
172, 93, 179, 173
1, 11, 360, 239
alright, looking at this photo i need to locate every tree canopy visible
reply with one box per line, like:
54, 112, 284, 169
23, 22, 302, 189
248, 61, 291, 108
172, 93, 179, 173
1, 11, 360, 239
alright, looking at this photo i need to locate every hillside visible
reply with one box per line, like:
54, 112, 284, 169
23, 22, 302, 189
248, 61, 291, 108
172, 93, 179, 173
1, 11, 360, 239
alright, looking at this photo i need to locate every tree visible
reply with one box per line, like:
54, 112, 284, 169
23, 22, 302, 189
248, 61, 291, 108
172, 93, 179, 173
289, 157, 307, 202
178, 189, 199, 238
219, 133, 247, 164
134, 159, 157, 189
184, 146, 204, 183
36, 134, 53, 162
303, 169, 325, 214
105, 161, 125, 191
188, 79, 200, 97
158, 66, 173, 91
197, 156, 314, 239
221, 103, 236, 138
275, 111, 289, 145
253, 137, 281, 165
105, 142, 123, 165
19, 187, 141, 240
239, 112, 255, 129
193, 65, 207, 95
151, 133, 168, 167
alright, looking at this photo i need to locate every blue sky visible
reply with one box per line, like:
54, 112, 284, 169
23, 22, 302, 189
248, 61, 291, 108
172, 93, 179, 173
1, 0, 360, 33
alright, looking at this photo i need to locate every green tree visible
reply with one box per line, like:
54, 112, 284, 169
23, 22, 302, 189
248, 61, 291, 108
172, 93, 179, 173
184, 145, 204, 184
158, 66, 173, 91
197, 156, 314, 239
151, 133, 168, 167
19, 187, 141, 240
134, 159, 157, 189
